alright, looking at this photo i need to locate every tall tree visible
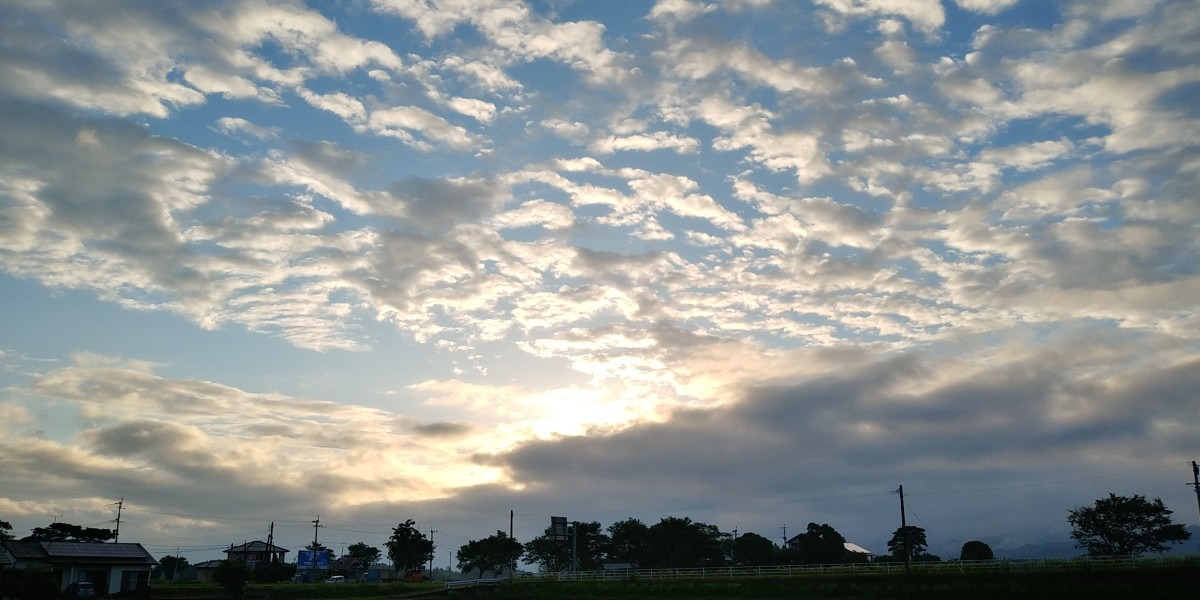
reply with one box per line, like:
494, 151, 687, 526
791, 523, 849, 565
385, 520, 434, 573
1068, 493, 1191, 556
526, 521, 610, 572
731, 532, 778, 566
155, 556, 190, 581
959, 540, 994, 561
645, 517, 726, 568
346, 542, 382, 569
23, 522, 115, 543
457, 531, 523, 579
213, 560, 252, 600
0, 520, 13, 541
886, 526, 928, 562
606, 518, 649, 566
523, 528, 570, 573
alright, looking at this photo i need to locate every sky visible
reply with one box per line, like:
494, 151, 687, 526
1, 0, 1198, 566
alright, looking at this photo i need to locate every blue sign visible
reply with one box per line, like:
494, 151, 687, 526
296, 549, 331, 568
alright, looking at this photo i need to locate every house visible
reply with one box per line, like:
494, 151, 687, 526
783, 535, 877, 562
191, 559, 223, 583
0, 540, 157, 595
842, 542, 876, 562
223, 541, 289, 567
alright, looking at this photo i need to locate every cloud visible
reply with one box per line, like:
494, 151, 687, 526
213, 117, 282, 141
954, 0, 1019, 15
814, 0, 946, 33
1, 0, 1197, 564
368, 106, 483, 151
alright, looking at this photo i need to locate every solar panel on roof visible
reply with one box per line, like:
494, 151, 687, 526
42, 543, 151, 559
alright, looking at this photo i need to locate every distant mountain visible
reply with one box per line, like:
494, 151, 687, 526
940, 525, 1200, 560
993, 540, 1079, 560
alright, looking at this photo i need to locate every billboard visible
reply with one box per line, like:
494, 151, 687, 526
295, 549, 331, 569
551, 516, 568, 540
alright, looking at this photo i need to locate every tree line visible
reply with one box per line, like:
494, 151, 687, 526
381, 492, 1191, 577
2, 491, 1188, 582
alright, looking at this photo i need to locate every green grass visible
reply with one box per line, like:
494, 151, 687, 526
489, 562, 1200, 600
147, 561, 1200, 600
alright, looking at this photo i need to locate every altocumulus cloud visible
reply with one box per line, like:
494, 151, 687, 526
0, 0, 1196, 563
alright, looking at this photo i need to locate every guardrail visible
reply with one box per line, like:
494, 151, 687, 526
519, 555, 1196, 582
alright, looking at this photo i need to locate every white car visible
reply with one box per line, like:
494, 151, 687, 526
326, 575, 346, 583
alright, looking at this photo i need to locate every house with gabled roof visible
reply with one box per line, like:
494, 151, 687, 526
224, 540, 289, 567
0, 540, 157, 596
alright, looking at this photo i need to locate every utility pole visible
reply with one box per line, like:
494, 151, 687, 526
895, 485, 909, 573
780, 526, 787, 547
571, 521, 579, 574
429, 528, 438, 579
1190, 462, 1200, 520
311, 515, 322, 582
111, 498, 124, 543
509, 510, 515, 581
1190, 461, 1200, 548
731, 527, 738, 565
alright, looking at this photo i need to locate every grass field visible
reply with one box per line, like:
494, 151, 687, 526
490, 561, 1200, 600
147, 558, 1200, 600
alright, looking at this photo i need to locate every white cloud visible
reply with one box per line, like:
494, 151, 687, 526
814, 0, 946, 32
213, 117, 281, 140
591, 131, 701, 154
367, 106, 482, 150
954, 0, 1019, 15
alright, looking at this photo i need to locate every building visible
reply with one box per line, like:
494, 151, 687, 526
191, 559, 223, 583
0, 541, 157, 595
223, 541, 289, 567
783, 535, 877, 562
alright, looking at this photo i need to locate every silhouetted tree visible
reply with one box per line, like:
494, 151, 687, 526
523, 530, 570, 573
645, 517, 725, 568
23, 522, 115, 543
886, 526, 928, 562
790, 523, 849, 564
213, 560, 252, 600
385, 520, 433, 573
346, 542, 382, 570
525, 521, 608, 572
154, 556, 190, 581
0, 520, 13, 541
731, 532, 778, 566
457, 531, 523, 579
606, 518, 649, 566
959, 540, 994, 561
1068, 493, 1191, 556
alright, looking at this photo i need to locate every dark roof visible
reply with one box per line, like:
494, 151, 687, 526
2, 541, 49, 559
225, 541, 289, 554
193, 560, 224, 569
0, 542, 156, 565
0, 547, 13, 568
